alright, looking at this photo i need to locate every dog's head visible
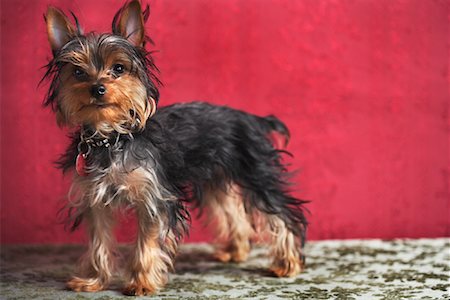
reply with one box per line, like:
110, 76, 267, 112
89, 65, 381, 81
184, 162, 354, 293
43, 0, 158, 136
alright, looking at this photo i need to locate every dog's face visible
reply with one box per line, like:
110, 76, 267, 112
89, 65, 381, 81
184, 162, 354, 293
44, 1, 158, 135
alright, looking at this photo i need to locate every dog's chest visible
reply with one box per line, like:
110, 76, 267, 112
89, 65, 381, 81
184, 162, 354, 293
71, 154, 175, 211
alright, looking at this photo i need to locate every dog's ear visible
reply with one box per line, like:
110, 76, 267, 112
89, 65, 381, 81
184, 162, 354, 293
113, 0, 146, 47
45, 7, 77, 53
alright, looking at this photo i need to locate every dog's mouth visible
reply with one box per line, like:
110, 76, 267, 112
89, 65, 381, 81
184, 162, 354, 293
93, 103, 113, 109
80, 102, 116, 111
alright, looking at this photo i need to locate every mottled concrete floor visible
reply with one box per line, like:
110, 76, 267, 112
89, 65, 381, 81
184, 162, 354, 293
1, 239, 449, 299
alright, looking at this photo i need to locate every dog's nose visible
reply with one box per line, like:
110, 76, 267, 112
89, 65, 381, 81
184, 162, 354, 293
91, 84, 107, 98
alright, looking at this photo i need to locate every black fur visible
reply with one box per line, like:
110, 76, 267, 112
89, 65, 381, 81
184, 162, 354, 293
58, 102, 308, 247
151, 102, 308, 245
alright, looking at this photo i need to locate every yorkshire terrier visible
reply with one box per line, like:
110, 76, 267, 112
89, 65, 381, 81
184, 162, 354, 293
42, 0, 308, 296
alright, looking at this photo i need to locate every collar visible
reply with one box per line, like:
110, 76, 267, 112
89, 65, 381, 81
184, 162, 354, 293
77, 127, 121, 157
75, 128, 123, 177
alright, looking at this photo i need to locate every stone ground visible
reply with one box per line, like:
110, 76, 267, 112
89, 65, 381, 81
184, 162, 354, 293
0, 239, 449, 299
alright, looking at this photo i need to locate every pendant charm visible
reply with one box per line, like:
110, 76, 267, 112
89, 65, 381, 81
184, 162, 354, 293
76, 153, 88, 177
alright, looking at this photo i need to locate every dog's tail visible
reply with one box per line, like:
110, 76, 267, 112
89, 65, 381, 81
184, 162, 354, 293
257, 115, 290, 148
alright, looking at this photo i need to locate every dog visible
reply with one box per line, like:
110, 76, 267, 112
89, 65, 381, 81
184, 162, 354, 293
42, 0, 308, 296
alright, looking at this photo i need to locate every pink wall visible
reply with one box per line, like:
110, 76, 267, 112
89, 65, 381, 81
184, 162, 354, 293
1, 0, 448, 244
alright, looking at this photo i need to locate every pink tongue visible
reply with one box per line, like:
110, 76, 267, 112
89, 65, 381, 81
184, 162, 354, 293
76, 153, 88, 177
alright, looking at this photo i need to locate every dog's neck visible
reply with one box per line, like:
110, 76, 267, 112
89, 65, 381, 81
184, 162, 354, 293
77, 126, 127, 157
74, 126, 128, 176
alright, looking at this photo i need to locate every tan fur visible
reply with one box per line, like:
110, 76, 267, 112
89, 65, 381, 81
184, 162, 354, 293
124, 207, 176, 296
66, 206, 115, 291
58, 48, 92, 72
68, 160, 175, 209
205, 184, 254, 263
205, 183, 304, 276
267, 216, 304, 277
56, 49, 152, 136
66, 163, 176, 295
66, 277, 104, 292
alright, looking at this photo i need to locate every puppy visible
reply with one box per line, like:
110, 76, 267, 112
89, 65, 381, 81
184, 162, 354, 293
42, 0, 308, 295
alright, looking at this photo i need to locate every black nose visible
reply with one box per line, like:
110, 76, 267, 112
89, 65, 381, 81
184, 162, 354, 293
91, 84, 107, 98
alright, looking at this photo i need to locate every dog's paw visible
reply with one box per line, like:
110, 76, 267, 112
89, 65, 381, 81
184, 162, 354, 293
123, 283, 156, 296
214, 242, 250, 263
213, 249, 232, 262
230, 244, 250, 263
270, 258, 304, 277
66, 277, 104, 292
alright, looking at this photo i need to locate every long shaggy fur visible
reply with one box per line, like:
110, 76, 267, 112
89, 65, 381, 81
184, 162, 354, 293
42, 0, 308, 296
58, 101, 308, 274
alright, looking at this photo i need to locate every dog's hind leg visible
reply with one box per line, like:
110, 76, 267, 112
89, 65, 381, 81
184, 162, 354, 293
205, 184, 254, 263
241, 184, 307, 277
266, 215, 304, 277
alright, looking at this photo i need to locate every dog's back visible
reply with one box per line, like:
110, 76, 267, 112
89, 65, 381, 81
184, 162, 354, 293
150, 101, 308, 276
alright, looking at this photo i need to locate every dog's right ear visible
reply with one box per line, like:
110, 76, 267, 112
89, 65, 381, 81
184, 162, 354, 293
45, 7, 77, 53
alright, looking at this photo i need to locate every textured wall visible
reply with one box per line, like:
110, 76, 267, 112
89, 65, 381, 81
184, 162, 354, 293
1, 0, 448, 244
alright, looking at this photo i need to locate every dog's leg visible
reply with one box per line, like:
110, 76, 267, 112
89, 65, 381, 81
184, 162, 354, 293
123, 206, 176, 296
210, 184, 304, 276
267, 216, 304, 277
207, 184, 254, 263
67, 206, 115, 292
243, 189, 306, 277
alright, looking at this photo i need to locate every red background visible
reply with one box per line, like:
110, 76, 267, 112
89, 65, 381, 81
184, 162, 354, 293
1, 0, 448, 244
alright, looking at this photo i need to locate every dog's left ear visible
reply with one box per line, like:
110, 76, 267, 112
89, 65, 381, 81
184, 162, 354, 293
113, 0, 147, 47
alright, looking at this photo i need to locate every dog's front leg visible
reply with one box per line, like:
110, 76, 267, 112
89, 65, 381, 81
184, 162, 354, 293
67, 206, 116, 292
123, 204, 174, 296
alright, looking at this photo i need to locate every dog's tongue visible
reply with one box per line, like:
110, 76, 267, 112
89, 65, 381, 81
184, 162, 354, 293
76, 153, 88, 177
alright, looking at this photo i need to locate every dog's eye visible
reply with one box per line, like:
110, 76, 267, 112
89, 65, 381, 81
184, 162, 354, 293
73, 68, 87, 79
112, 64, 125, 74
